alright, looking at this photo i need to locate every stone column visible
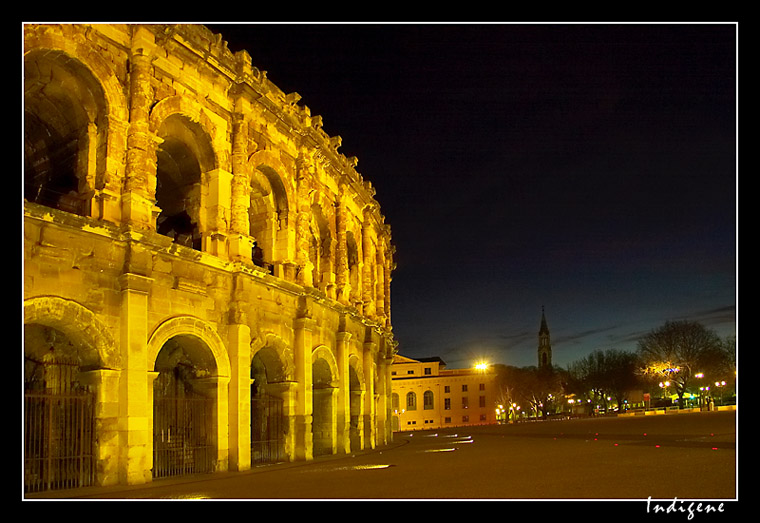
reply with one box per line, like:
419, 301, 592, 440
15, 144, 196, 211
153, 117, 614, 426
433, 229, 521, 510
117, 271, 153, 485
272, 381, 298, 462
375, 246, 386, 324
375, 354, 392, 446
336, 330, 352, 454
204, 168, 233, 258
94, 116, 128, 223
227, 314, 252, 471
384, 244, 394, 327
363, 339, 377, 450
122, 37, 160, 230
295, 157, 313, 287
229, 103, 256, 265
78, 369, 120, 487
293, 315, 316, 460
361, 208, 376, 318
335, 192, 350, 304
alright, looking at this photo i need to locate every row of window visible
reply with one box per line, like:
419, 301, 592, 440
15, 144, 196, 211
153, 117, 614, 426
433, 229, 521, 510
406, 414, 488, 426
395, 391, 488, 411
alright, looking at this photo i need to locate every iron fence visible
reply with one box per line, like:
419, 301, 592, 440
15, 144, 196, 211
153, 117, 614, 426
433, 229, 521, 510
153, 394, 215, 479
24, 390, 95, 493
251, 394, 284, 464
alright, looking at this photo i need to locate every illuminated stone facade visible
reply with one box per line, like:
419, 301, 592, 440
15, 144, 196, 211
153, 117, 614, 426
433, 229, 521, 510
391, 355, 497, 431
23, 23, 395, 489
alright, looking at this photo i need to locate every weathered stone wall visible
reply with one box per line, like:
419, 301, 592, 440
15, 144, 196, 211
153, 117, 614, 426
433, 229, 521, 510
23, 23, 396, 488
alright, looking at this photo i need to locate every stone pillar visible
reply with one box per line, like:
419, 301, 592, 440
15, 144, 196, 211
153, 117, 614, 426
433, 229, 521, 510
229, 108, 256, 265
293, 315, 316, 460
204, 168, 233, 258
335, 193, 350, 304
227, 319, 252, 471
273, 382, 298, 462
295, 159, 313, 287
117, 271, 153, 485
122, 38, 160, 230
78, 369, 120, 487
192, 376, 231, 473
336, 330, 352, 454
363, 339, 377, 450
375, 354, 391, 446
375, 246, 386, 324
384, 244, 394, 327
94, 116, 128, 223
361, 208, 376, 318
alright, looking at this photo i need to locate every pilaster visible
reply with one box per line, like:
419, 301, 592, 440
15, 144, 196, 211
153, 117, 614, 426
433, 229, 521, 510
227, 321, 252, 471
294, 315, 316, 460
336, 330, 352, 454
117, 272, 153, 485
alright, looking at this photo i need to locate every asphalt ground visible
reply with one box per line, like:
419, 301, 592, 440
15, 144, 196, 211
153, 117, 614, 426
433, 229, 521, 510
26, 410, 737, 503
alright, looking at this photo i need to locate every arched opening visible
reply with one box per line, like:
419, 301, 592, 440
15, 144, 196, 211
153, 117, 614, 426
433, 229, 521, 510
24, 324, 96, 493
346, 231, 361, 306
24, 50, 106, 217
153, 335, 218, 478
250, 347, 286, 464
309, 205, 334, 294
155, 115, 210, 251
250, 165, 289, 273
312, 357, 336, 457
348, 364, 363, 451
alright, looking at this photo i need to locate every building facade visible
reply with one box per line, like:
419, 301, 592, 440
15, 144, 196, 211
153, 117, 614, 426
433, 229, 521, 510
23, 23, 396, 492
390, 355, 497, 431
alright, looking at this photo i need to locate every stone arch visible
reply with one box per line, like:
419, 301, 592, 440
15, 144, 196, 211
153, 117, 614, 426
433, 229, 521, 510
312, 344, 338, 456
147, 316, 230, 378
345, 230, 361, 306
23, 27, 129, 122
23, 41, 123, 217
309, 203, 334, 293
149, 95, 220, 170
348, 353, 365, 389
311, 345, 339, 386
248, 150, 293, 267
149, 315, 230, 478
250, 332, 294, 385
347, 353, 364, 451
149, 97, 219, 250
23, 296, 119, 370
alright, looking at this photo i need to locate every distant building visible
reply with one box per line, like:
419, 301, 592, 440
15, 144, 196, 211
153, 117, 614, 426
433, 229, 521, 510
538, 306, 552, 369
390, 355, 497, 431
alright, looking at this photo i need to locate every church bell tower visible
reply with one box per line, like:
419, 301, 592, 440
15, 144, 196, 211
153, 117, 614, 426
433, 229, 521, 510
538, 306, 552, 369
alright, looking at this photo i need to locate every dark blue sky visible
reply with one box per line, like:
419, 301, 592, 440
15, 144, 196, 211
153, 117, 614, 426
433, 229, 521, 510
209, 23, 737, 369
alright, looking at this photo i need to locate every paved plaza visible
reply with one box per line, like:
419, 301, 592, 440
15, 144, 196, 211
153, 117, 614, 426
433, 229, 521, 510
28, 410, 737, 502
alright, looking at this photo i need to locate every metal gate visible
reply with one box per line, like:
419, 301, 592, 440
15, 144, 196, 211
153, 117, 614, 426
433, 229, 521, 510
24, 357, 95, 493
153, 372, 215, 479
251, 393, 284, 464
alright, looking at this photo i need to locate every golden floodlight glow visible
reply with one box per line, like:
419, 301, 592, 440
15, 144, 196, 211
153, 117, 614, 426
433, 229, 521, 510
475, 362, 488, 371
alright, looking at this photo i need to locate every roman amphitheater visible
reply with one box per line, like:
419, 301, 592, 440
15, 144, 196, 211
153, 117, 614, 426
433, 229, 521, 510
23, 23, 396, 492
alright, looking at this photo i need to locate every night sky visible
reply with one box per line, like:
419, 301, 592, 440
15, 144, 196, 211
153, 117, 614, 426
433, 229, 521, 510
207, 23, 737, 369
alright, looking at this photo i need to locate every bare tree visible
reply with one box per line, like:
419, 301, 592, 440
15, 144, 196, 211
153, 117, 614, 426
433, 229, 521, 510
637, 320, 723, 406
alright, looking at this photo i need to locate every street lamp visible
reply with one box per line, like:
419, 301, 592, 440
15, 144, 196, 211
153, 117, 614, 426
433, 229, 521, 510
714, 381, 726, 406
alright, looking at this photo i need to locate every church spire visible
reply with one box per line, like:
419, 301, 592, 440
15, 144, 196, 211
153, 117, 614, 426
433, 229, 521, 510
538, 306, 552, 368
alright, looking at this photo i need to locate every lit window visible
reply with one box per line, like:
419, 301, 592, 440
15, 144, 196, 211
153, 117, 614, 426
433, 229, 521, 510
424, 390, 434, 410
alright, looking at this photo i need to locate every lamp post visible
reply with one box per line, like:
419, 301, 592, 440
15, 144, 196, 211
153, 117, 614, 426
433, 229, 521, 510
714, 381, 726, 406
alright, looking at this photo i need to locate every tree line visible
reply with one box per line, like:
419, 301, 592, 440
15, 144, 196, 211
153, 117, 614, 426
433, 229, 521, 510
493, 320, 736, 418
